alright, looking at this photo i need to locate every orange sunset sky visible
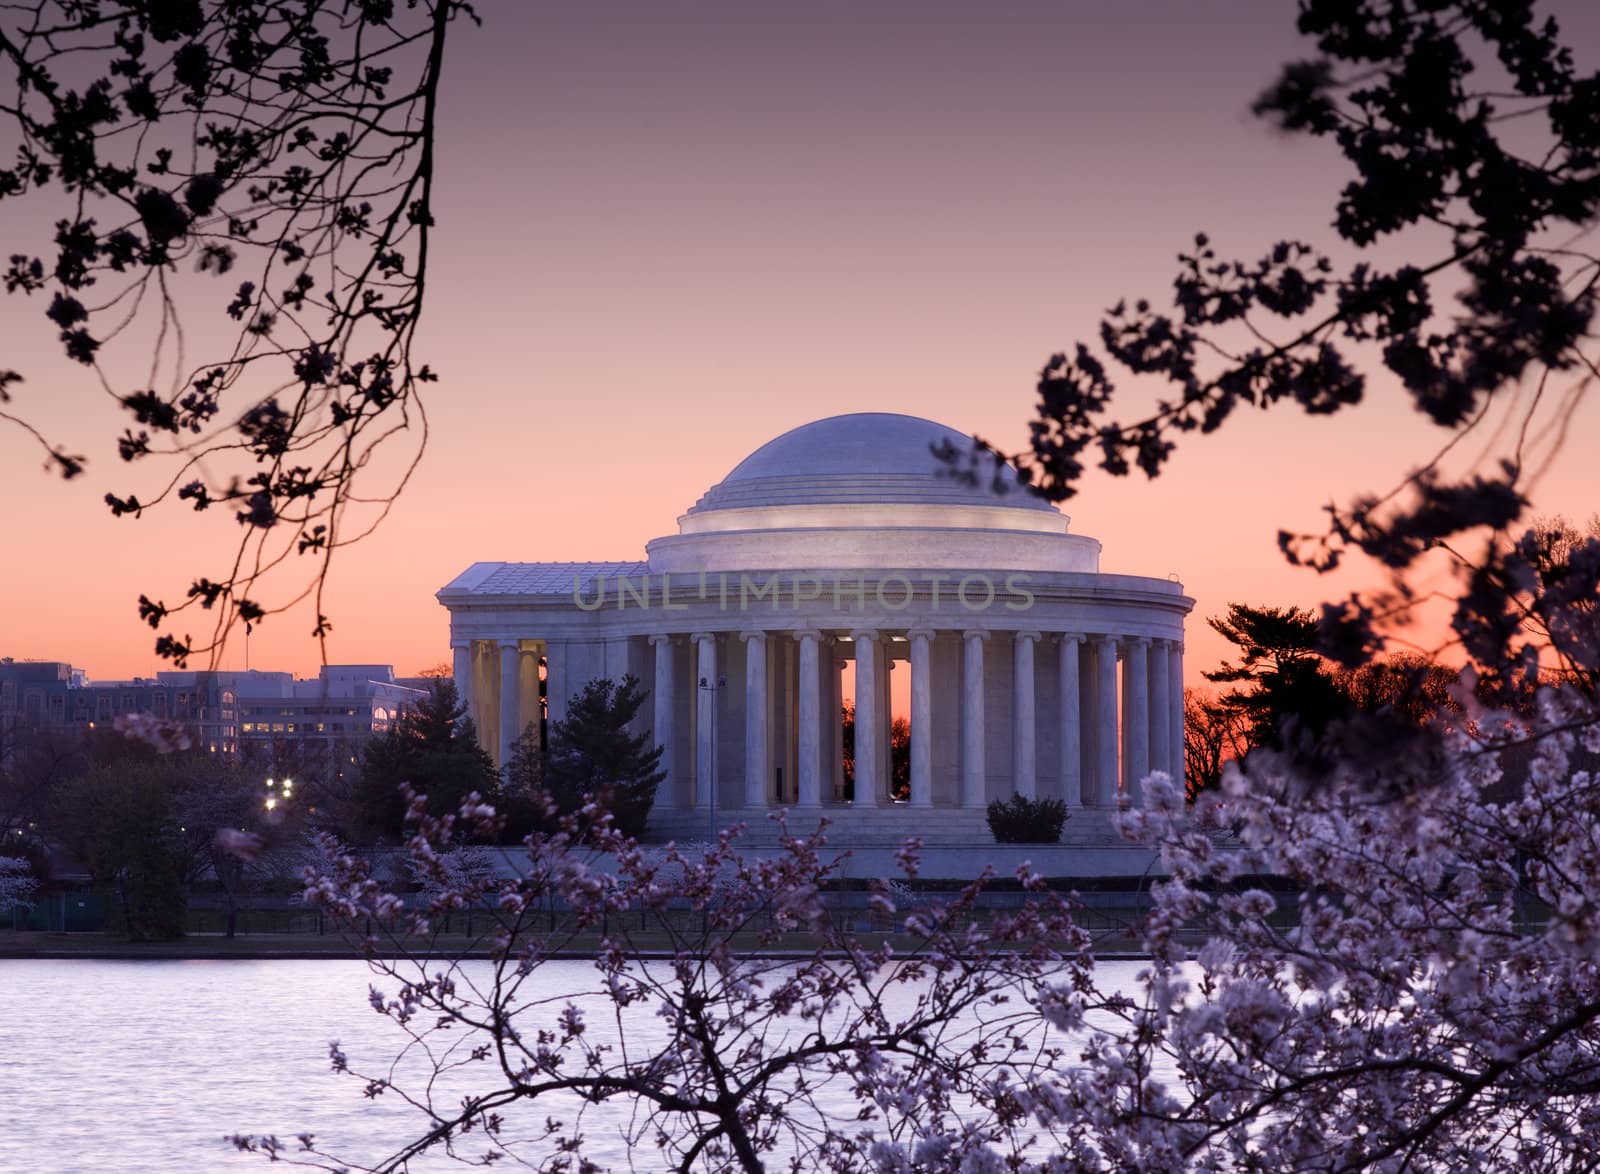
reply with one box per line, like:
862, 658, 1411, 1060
3, 0, 1597, 688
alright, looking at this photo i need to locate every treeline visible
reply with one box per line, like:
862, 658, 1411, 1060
1185, 603, 1466, 799
1186, 516, 1600, 797
0, 676, 663, 940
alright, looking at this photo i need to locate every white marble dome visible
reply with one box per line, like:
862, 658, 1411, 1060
687, 412, 1056, 514
647, 412, 1102, 573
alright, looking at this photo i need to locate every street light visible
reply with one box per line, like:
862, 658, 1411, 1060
698, 673, 726, 842
264, 775, 293, 813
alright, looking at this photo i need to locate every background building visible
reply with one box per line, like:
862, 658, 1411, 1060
0, 659, 425, 761
233, 665, 427, 750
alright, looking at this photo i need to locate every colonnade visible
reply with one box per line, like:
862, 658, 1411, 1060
457, 629, 1185, 813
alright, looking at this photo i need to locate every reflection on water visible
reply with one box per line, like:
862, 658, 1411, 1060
0, 956, 1159, 1172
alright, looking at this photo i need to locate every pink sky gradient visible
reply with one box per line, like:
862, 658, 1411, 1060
3, 0, 1597, 687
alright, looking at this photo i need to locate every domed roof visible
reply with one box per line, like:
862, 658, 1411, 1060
686, 412, 1056, 515
649, 413, 1096, 573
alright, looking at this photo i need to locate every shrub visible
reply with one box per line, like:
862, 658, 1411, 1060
986, 794, 1068, 843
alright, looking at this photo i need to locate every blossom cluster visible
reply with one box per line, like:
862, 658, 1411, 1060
233, 683, 1600, 1172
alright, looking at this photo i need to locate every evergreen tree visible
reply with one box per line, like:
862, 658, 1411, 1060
1205, 603, 1351, 754
356, 680, 497, 842
543, 676, 664, 839
504, 721, 544, 796
498, 720, 549, 841
1200, 604, 1460, 788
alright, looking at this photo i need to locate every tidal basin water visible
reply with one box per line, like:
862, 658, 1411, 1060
0, 956, 1159, 1172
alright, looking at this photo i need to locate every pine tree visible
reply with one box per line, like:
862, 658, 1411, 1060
356, 680, 498, 842
497, 720, 549, 841
1204, 604, 1351, 758
543, 675, 665, 839
505, 721, 544, 796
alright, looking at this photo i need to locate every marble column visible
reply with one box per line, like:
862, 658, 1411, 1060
451, 641, 473, 729
649, 635, 677, 806
908, 629, 933, 808
795, 630, 822, 808
1013, 631, 1039, 799
852, 630, 882, 807
832, 655, 847, 801
1122, 637, 1150, 807
472, 640, 495, 742
961, 630, 987, 808
1150, 638, 1171, 784
1095, 635, 1119, 806
497, 640, 520, 772
878, 645, 892, 797
694, 632, 717, 812
742, 631, 769, 809
1058, 634, 1082, 808
1169, 641, 1186, 788
780, 637, 799, 803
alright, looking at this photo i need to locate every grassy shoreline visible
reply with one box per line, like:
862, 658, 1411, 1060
0, 928, 1154, 961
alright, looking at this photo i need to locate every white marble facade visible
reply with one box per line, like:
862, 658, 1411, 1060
439, 413, 1191, 840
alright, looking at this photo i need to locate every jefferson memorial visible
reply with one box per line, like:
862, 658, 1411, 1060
440, 413, 1191, 861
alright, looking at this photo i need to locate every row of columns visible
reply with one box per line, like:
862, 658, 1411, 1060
453, 639, 544, 772
456, 630, 1184, 811
664, 629, 1183, 812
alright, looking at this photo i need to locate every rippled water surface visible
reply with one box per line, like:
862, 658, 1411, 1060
0, 956, 1157, 1172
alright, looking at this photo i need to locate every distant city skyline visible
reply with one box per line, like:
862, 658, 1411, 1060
0, 657, 430, 762
4, 0, 1597, 685
0, 653, 433, 684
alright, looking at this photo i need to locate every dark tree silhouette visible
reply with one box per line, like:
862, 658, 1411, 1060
839, 699, 855, 800
0, 719, 87, 839
542, 674, 664, 839
45, 746, 265, 940
493, 718, 547, 839
838, 704, 909, 802
1512, 514, 1600, 697
958, 1, 1600, 690
0, 1, 476, 665
1333, 652, 1461, 728
1205, 603, 1351, 752
1182, 686, 1249, 801
503, 720, 543, 797
356, 678, 495, 841
55, 760, 188, 939
889, 715, 910, 801
1194, 603, 1464, 790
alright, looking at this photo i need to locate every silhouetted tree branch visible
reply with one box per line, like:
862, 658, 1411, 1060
1, 0, 477, 665
954, 1, 1599, 688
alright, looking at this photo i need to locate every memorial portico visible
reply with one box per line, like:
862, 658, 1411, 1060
438, 413, 1192, 849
